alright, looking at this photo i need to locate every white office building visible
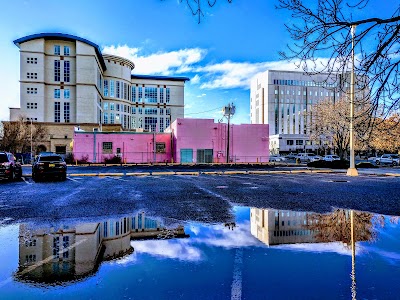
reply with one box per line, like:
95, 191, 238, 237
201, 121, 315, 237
10, 33, 189, 133
250, 70, 350, 154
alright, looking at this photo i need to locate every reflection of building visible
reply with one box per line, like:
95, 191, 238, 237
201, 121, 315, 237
250, 208, 317, 246
17, 212, 188, 284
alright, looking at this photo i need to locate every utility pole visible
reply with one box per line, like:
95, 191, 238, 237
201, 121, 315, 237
347, 24, 359, 176
30, 119, 33, 164
223, 103, 235, 163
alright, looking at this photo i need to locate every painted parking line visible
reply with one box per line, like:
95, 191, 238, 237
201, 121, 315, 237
21, 177, 32, 185
151, 172, 176, 176
69, 173, 98, 177
99, 173, 125, 177
67, 177, 80, 182
105, 176, 129, 182
126, 172, 151, 176
175, 171, 200, 176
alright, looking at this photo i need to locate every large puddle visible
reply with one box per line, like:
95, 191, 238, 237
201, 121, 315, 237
0, 207, 399, 299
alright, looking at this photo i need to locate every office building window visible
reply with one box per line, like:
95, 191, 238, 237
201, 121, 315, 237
104, 102, 108, 110
144, 87, 157, 103
160, 88, 164, 103
138, 108, 142, 114
166, 117, 170, 129
132, 86, 136, 102
116, 81, 120, 98
287, 140, 294, 145
104, 80, 108, 97
124, 83, 127, 100
27, 57, 37, 64
138, 87, 143, 102
64, 46, 70, 56
296, 140, 303, 145
54, 102, 61, 122
166, 108, 171, 115
54, 89, 60, 98
110, 80, 115, 97
110, 112, 115, 124
53, 237, 60, 258
110, 103, 115, 110
62, 236, 69, 259
145, 108, 157, 115
160, 118, 164, 132
27, 87, 38, 94
54, 45, 61, 55
132, 107, 136, 114
160, 108, 164, 115
145, 117, 157, 132
64, 89, 70, 99
27, 102, 38, 109
103, 142, 113, 154
104, 112, 108, 124
64, 102, 70, 123
166, 88, 170, 103
64, 61, 70, 82
54, 60, 60, 81
27, 72, 38, 79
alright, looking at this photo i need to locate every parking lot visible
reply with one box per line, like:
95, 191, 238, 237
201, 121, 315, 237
1, 171, 400, 225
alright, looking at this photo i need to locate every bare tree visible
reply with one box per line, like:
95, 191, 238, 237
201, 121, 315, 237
369, 114, 400, 153
0, 117, 48, 153
170, 0, 233, 23
276, 0, 400, 124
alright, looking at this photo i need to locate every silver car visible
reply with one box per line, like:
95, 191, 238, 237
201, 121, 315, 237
323, 155, 341, 162
376, 154, 399, 166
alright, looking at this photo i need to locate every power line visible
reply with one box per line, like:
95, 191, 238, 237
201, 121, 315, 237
184, 106, 223, 116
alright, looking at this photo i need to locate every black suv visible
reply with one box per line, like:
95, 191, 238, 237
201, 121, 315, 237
0, 152, 22, 181
32, 153, 67, 181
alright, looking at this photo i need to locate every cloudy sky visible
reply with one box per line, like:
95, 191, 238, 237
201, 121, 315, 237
0, 0, 395, 123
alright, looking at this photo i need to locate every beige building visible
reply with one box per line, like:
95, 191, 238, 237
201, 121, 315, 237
10, 33, 189, 155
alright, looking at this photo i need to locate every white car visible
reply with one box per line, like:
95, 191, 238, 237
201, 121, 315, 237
269, 155, 286, 162
323, 155, 341, 162
295, 153, 321, 162
375, 154, 400, 166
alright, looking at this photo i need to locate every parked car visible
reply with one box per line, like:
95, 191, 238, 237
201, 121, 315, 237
295, 153, 321, 162
284, 153, 297, 160
0, 152, 22, 181
323, 155, 341, 162
32, 153, 67, 181
269, 155, 286, 162
375, 154, 400, 166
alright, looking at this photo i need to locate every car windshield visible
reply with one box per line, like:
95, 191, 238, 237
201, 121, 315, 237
308, 154, 315, 156
0, 154, 8, 163
39, 156, 63, 162
391, 155, 399, 159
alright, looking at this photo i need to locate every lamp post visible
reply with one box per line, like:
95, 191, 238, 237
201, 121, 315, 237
30, 119, 33, 164
347, 25, 359, 176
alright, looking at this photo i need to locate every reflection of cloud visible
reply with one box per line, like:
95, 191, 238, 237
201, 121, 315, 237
194, 221, 260, 249
112, 252, 138, 265
132, 240, 202, 261
274, 242, 355, 256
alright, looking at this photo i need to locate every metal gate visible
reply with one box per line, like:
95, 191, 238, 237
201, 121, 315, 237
197, 149, 213, 163
180, 149, 193, 163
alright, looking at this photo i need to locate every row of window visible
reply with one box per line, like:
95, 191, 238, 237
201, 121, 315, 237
27, 72, 38, 79
273, 230, 314, 237
27, 57, 37, 64
103, 102, 171, 115
54, 60, 70, 82
27, 87, 37, 94
274, 89, 339, 97
54, 45, 70, 56
287, 140, 304, 146
27, 102, 37, 109
273, 79, 338, 88
54, 89, 70, 99
54, 102, 70, 123
103, 114, 170, 131
102, 142, 166, 155
53, 236, 69, 259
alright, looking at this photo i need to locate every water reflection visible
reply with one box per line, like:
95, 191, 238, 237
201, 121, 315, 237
16, 212, 188, 284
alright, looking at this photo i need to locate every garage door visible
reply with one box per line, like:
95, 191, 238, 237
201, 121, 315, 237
180, 149, 193, 163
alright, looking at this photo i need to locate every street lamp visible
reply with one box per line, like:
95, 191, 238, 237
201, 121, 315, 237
347, 25, 359, 176
30, 119, 33, 164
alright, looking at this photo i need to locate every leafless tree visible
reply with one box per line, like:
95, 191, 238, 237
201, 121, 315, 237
0, 117, 48, 153
169, 0, 233, 23
276, 0, 400, 125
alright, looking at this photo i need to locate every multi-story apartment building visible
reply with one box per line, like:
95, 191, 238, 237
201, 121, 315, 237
250, 70, 350, 154
9, 33, 188, 154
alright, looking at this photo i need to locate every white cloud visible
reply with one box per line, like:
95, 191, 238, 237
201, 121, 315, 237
197, 93, 207, 98
102, 45, 207, 75
132, 239, 202, 261
191, 74, 201, 84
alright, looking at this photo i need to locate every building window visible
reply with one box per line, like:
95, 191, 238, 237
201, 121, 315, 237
138, 87, 143, 102
27, 57, 37, 64
166, 88, 170, 103
287, 140, 294, 145
110, 80, 115, 97
53, 237, 60, 258
104, 80, 108, 97
124, 83, 127, 100
296, 140, 304, 145
64, 102, 70, 123
104, 112, 108, 124
54, 45, 61, 55
63, 236, 69, 258
104, 102, 108, 110
145, 108, 157, 115
160, 108, 164, 115
116, 81, 120, 98
110, 112, 115, 124
64, 46, 70, 56
166, 117, 170, 129
110, 103, 115, 111
27, 87, 38, 94
64, 61, 70, 82
54, 89, 60, 98
166, 108, 171, 115
132, 86, 136, 102
54, 60, 60, 81
103, 142, 113, 154
160, 118, 164, 132
138, 108, 142, 114
156, 142, 166, 153
144, 117, 157, 132
64, 89, 70, 99
27, 72, 38, 79
144, 87, 157, 103
54, 102, 61, 122
26, 102, 37, 109
160, 88, 164, 103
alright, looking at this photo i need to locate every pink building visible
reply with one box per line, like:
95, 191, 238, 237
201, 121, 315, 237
170, 118, 269, 163
72, 118, 269, 163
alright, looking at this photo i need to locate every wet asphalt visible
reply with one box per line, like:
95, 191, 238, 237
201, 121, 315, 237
1, 170, 400, 225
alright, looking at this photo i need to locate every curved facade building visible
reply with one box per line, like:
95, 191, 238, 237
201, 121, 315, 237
11, 33, 189, 134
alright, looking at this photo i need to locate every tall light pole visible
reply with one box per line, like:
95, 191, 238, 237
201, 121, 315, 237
223, 103, 235, 163
347, 25, 359, 176
30, 119, 33, 164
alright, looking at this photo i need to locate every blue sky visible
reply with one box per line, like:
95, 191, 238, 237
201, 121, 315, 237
0, 0, 397, 123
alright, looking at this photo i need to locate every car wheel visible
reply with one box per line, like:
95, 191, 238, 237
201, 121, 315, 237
61, 173, 67, 181
392, 162, 397, 167
376, 160, 380, 165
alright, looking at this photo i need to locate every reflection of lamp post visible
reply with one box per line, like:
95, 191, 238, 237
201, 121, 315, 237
350, 210, 357, 299
347, 25, 359, 176
30, 119, 33, 164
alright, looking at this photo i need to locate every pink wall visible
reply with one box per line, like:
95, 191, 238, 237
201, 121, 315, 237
73, 132, 172, 163
171, 118, 269, 163
73, 118, 269, 164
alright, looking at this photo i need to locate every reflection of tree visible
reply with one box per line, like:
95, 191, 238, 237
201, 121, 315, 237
307, 209, 382, 247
